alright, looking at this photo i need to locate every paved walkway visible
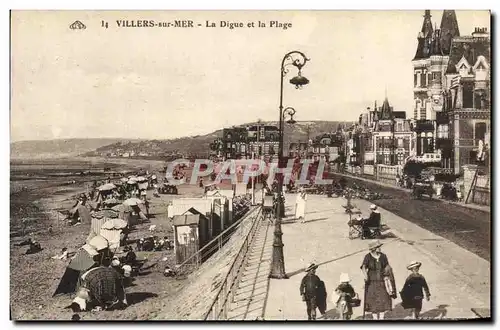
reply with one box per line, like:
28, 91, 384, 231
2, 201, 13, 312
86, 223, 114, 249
334, 172, 490, 213
227, 221, 273, 320
264, 194, 490, 320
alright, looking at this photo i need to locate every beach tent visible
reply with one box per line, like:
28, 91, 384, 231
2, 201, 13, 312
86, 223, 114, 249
100, 219, 127, 250
98, 183, 116, 191
70, 204, 91, 224
88, 235, 110, 251
52, 248, 97, 296
86, 215, 109, 242
112, 203, 145, 226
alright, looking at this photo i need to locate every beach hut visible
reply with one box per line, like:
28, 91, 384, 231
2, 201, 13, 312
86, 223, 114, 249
172, 214, 209, 265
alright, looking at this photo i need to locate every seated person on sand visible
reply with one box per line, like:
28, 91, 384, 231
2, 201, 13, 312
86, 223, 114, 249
25, 240, 42, 255
123, 246, 137, 265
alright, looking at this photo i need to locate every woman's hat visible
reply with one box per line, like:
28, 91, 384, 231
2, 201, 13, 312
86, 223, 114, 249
339, 273, 350, 283
407, 261, 422, 270
370, 204, 377, 210
368, 240, 383, 251
305, 263, 318, 272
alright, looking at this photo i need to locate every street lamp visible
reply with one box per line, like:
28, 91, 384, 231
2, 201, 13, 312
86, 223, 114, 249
270, 51, 310, 279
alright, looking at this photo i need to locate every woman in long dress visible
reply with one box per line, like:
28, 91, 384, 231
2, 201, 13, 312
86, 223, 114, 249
360, 240, 396, 320
295, 188, 307, 223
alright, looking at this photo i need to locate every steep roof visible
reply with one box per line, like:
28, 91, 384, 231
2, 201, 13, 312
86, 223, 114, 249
379, 97, 393, 120
413, 10, 434, 60
446, 37, 491, 74
439, 10, 460, 55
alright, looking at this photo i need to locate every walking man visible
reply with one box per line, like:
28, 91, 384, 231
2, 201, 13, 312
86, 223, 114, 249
300, 263, 323, 320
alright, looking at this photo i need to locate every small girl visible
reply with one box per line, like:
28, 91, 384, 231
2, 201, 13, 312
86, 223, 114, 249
334, 273, 358, 320
400, 261, 431, 319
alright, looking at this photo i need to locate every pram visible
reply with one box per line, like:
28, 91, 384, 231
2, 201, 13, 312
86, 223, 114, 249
348, 212, 382, 240
348, 218, 364, 240
346, 208, 363, 240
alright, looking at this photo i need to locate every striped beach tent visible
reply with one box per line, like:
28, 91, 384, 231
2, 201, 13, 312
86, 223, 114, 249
86, 215, 109, 242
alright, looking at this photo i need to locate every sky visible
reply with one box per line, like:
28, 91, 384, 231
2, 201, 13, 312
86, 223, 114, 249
10, 10, 490, 142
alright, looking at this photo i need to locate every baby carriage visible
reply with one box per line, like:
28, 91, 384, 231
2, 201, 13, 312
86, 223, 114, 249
346, 209, 363, 240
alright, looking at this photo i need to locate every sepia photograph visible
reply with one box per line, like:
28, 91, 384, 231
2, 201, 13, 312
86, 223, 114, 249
9, 9, 491, 321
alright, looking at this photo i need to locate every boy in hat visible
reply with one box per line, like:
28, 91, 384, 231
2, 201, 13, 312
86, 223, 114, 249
300, 263, 323, 320
334, 273, 357, 320
400, 261, 430, 319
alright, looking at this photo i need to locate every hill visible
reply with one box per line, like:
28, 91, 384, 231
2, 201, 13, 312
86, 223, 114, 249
85, 120, 353, 159
10, 138, 140, 160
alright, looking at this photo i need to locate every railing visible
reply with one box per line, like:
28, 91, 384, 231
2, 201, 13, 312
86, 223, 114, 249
174, 206, 260, 278
203, 206, 263, 320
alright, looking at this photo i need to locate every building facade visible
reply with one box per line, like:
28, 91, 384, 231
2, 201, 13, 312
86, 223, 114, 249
371, 98, 413, 166
220, 124, 280, 160
411, 10, 490, 173
443, 27, 491, 173
221, 127, 249, 160
411, 10, 461, 157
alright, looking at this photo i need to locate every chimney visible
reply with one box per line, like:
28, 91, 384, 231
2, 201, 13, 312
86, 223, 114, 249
472, 27, 489, 38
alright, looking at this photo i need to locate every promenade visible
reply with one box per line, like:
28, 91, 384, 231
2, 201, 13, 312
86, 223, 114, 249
263, 193, 490, 320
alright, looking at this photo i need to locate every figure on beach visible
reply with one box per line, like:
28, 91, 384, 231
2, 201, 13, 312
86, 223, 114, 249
295, 187, 307, 223
300, 263, 323, 320
360, 240, 396, 320
400, 261, 431, 320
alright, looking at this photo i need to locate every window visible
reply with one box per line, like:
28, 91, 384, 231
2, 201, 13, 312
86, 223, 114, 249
437, 125, 449, 139
420, 72, 426, 87
475, 122, 487, 145
414, 73, 418, 87
463, 82, 474, 108
397, 139, 403, 148
475, 91, 489, 109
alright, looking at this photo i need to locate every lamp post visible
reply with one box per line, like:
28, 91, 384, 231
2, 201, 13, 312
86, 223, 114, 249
270, 51, 310, 279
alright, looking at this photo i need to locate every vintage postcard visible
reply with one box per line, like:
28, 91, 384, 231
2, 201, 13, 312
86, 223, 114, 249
10, 10, 491, 321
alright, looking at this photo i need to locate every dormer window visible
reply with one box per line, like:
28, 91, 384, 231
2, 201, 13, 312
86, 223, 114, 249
456, 56, 472, 76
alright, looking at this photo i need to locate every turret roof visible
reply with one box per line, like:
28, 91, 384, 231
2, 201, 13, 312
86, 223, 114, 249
413, 10, 434, 60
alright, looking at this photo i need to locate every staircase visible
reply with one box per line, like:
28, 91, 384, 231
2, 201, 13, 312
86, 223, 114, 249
227, 221, 273, 320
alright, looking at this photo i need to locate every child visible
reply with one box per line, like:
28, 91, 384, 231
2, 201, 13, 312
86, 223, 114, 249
400, 261, 431, 319
334, 273, 357, 320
